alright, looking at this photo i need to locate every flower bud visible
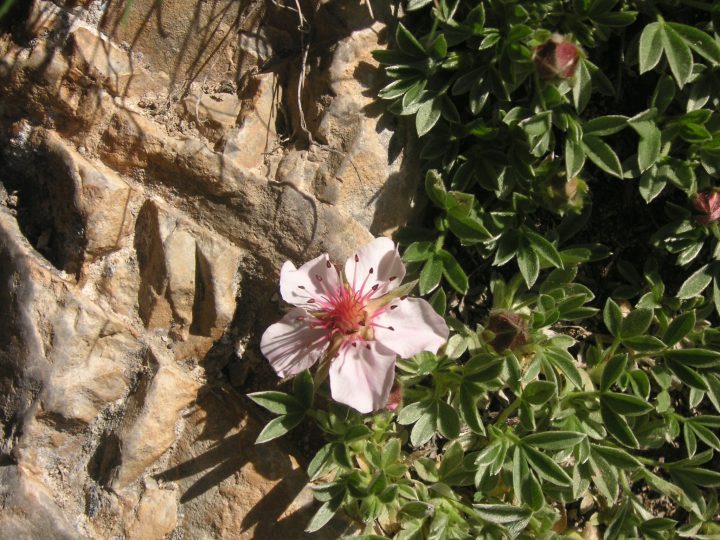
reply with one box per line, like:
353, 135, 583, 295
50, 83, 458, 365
485, 311, 529, 353
691, 191, 720, 225
544, 175, 588, 215
385, 381, 403, 412
533, 34, 580, 80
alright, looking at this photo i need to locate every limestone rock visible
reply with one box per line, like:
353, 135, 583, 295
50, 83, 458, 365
184, 93, 241, 140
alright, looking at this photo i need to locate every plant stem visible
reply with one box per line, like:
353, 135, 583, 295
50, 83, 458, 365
494, 397, 521, 425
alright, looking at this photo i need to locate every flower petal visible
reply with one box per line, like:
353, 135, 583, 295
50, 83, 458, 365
280, 253, 342, 308
329, 341, 396, 413
260, 308, 328, 378
344, 237, 405, 298
372, 297, 449, 358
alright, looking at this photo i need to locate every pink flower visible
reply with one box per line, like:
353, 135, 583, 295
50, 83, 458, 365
533, 34, 581, 80
692, 191, 720, 224
260, 237, 449, 413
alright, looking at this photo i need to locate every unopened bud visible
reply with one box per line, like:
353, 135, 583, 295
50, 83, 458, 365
533, 34, 581, 80
544, 175, 588, 215
485, 311, 529, 353
691, 191, 720, 225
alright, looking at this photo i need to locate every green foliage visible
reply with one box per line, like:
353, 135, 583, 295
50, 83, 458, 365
251, 1, 720, 538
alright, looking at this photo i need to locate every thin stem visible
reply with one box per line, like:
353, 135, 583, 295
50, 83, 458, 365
494, 397, 521, 425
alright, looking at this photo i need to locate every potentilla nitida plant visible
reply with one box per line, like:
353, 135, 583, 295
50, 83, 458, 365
260, 237, 448, 413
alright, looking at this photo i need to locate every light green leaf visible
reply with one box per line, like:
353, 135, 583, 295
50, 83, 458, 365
255, 413, 304, 444
661, 23, 693, 88
416, 98, 442, 136
668, 22, 720, 65
638, 22, 663, 73
677, 264, 712, 299
522, 431, 586, 450
248, 391, 303, 415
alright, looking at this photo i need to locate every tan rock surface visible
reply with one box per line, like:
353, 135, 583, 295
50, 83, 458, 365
0, 0, 416, 537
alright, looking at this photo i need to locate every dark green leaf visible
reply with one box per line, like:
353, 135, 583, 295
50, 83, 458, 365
638, 22, 663, 73
661, 23, 693, 88
620, 307, 653, 339
602, 392, 655, 416
522, 431, 586, 450
248, 391, 303, 415
665, 349, 720, 368
395, 22, 426, 56
255, 413, 304, 444
523, 444, 572, 486
419, 255, 443, 295
522, 380, 556, 405
437, 249, 469, 294
293, 370, 314, 409
416, 98, 442, 136
603, 298, 623, 336
525, 230, 563, 269
437, 400, 461, 439
591, 444, 642, 469
601, 402, 639, 447
668, 22, 720, 65
601, 354, 628, 391
664, 311, 696, 347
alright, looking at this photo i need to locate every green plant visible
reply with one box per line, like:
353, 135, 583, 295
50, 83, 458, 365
252, 1, 720, 538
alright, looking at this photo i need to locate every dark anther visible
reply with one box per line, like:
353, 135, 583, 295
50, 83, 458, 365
298, 285, 305, 290
366, 344, 371, 350
369, 267, 374, 274
315, 274, 323, 282
389, 276, 397, 281
355, 254, 359, 262
352, 342, 357, 347
371, 284, 379, 291
400, 295, 408, 300
326, 260, 332, 268
307, 298, 316, 303
390, 305, 397, 310
388, 326, 395, 331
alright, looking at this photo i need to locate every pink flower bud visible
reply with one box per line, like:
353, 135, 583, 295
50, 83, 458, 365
692, 191, 720, 225
533, 34, 580, 80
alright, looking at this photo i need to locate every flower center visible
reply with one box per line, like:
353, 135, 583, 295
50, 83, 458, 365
327, 285, 366, 335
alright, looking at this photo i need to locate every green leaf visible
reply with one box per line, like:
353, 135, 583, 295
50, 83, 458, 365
293, 370, 314, 409
661, 23, 693, 88
395, 22, 426, 56
591, 444, 642, 469
667, 359, 708, 390
459, 386, 485, 435
255, 413, 304, 444
601, 354, 628, 391
620, 307, 653, 339
667, 22, 720, 65
416, 98, 442, 136
437, 249, 469, 294
639, 167, 666, 203
622, 335, 667, 352
688, 421, 720, 451
308, 443, 334, 480
473, 504, 532, 526
525, 230, 563, 269
664, 311, 696, 347
665, 348, 720, 368
411, 409, 437, 447
601, 402, 639, 447
429, 286, 447, 315
522, 380, 556, 405
437, 400, 461, 439
406, 0, 433, 10
517, 238, 540, 288
397, 401, 426, 425
672, 467, 720, 487
403, 241, 434, 262
523, 444, 572, 486
545, 347, 583, 389
602, 392, 655, 416
677, 264, 713, 299
584, 115, 628, 136
565, 138, 586, 179
513, 447, 543, 511
638, 22, 663, 73
572, 59, 592, 113
582, 135, 623, 178
636, 125, 661, 173
248, 391, 303, 415
603, 298, 623, 336
425, 169, 447, 208
305, 499, 340, 533
419, 255, 443, 295
522, 431, 586, 450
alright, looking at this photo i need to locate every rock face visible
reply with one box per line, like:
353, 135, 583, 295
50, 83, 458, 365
0, 0, 418, 538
